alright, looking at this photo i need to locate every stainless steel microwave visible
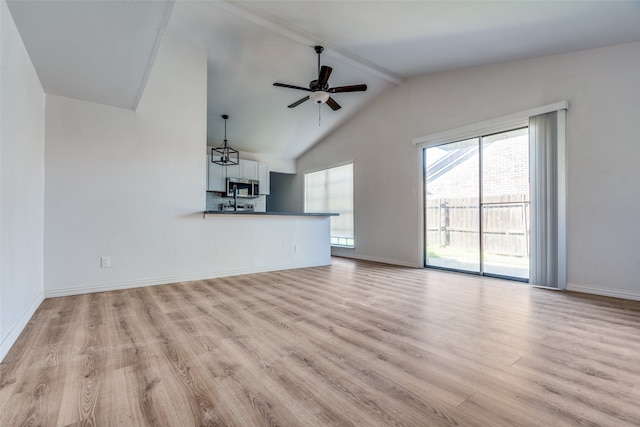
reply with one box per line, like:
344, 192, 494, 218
226, 178, 259, 198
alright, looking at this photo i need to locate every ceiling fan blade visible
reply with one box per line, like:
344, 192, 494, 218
274, 83, 312, 92
329, 84, 367, 93
317, 66, 332, 87
326, 97, 341, 111
288, 96, 310, 108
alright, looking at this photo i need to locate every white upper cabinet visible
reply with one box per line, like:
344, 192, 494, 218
258, 162, 270, 195
225, 162, 241, 180
207, 155, 225, 191
241, 160, 258, 181
207, 155, 269, 194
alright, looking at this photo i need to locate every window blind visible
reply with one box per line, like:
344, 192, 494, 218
305, 163, 354, 246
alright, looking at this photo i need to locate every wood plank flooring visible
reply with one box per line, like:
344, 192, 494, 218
1, 257, 640, 426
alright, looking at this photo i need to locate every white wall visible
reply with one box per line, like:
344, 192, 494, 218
44, 33, 330, 297
296, 41, 640, 299
0, 0, 45, 361
43, 33, 209, 294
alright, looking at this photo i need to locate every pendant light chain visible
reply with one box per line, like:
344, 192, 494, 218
318, 46, 322, 127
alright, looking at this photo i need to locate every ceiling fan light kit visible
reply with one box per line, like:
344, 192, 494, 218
309, 91, 330, 104
211, 114, 239, 166
273, 45, 367, 112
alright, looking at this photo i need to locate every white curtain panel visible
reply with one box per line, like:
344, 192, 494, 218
529, 110, 567, 289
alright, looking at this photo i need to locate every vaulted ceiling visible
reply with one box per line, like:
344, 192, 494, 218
9, 1, 640, 167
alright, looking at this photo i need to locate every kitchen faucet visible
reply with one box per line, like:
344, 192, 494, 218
232, 184, 238, 212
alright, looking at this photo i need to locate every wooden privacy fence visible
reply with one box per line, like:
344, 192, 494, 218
425, 198, 530, 258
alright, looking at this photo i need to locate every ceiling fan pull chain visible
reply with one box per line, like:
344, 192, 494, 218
318, 104, 321, 126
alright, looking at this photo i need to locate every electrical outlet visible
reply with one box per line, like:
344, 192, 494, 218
294, 244, 299, 253
101, 256, 111, 268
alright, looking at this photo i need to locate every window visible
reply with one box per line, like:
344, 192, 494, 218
305, 163, 354, 247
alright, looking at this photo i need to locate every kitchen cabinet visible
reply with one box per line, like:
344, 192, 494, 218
241, 159, 258, 181
207, 155, 270, 194
223, 160, 255, 180
258, 162, 270, 195
207, 155, 226, 191
225, 162, 241, 180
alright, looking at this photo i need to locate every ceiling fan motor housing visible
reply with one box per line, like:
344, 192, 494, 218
309, 79, 329, 91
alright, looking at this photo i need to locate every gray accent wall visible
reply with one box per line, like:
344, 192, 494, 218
268, 172, 301, 213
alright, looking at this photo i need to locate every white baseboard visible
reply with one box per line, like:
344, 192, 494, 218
331, 252, 419, 268
44, 260, 330, 298
0, 290, 45, 363
566, 282, 640, 301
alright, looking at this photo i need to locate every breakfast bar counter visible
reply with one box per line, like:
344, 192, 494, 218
201, 210, 338, 276
203, 211, 338, 218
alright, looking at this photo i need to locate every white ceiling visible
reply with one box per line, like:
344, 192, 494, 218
8, 1, 640, 164
8, 0, 174, 110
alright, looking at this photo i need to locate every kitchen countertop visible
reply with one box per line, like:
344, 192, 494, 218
203, 211, 338, 217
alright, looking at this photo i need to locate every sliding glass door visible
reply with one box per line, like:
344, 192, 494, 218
480, 128, 529, 280
424, 128, 530, 281
424, 138, 480, 273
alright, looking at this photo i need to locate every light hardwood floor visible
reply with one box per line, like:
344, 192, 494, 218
1, 257, 640, 426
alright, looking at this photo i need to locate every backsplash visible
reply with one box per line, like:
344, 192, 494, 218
206, 192, 267, 212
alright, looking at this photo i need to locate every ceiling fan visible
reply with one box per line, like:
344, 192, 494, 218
273, 45, 367, 111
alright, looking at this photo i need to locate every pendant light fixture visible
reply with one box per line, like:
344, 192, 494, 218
211, 114, 239, 166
